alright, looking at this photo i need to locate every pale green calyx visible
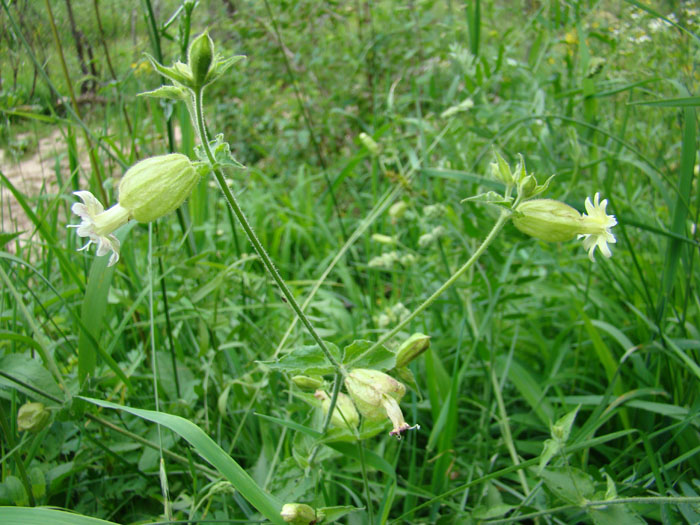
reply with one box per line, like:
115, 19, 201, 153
291, 375, 324, 391
314, 390, 359, 430
69, 154, 201, 266
17, 402, 50, 433
280, 503, 317, 524
512, 199, 583, 242
344, 368, 418, 438
512, 193, 617, 261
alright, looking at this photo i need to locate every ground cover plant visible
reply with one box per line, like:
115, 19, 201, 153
0, 0, 699, 523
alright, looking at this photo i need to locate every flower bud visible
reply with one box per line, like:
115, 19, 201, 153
512, 199, 582, 242
314, 390, 359, 430
395, 333, 430, 367
17, 402, 50, 433
345, 369, 417, 437
371, 233, 396, 245
389, 201, 409, 220
280, 503, 317, 524
359, 132, 380, 156
188, 31, 215, 88
291, 375, 324, 391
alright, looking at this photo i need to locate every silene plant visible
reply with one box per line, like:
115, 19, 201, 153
68, 31, 616, 524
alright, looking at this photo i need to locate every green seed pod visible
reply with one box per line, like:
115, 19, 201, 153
119, 154, 200, 223
389, 201, 409, 220
280, 503, 317, 524
291, 375, 324, 391
17, 402, 50, 433
512, 199, 582, 242
395, 333, 430, 368
188, 31, 215, 88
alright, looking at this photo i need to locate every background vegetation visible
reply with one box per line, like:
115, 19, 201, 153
1, 0, 699, 523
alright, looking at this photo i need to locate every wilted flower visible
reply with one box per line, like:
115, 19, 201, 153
344, 369, 418, 437
69, 154, 201, 266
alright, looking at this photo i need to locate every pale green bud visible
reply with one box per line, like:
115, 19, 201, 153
512, 199, 582, 242
17, 402, 50, 433
395, 333, 430, 368
492, 151, 514, 186
280, 503, 317, 524
359, 132, 380, 156
371, 233, 396, 245
188, 31, 215, 88
291, 375, 324, 391
119, 154, 200, 222
314, 390, 359, 430
389, 201, 409, 220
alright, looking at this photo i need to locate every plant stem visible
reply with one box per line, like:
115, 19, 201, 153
193, 90, 344, 375
352, 209, 511, 365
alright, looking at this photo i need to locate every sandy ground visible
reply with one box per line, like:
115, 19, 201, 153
0, 128, 94, 253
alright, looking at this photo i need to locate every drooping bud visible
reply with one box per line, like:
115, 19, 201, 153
188, 31, 215, 88
345, 369, 417, 437
17, 402, 50, 433
512, 199, 583, 242
280, 503, 317, 524
314, 390, 359, 430
292, 375, 324, 391
395, 333, 430, 368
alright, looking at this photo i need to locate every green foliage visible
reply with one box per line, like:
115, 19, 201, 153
1, 0, 699, 523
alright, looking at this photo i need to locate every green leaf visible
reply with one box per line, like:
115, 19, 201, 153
137, 85, 188, 101
472, 504, 516, 519
461, 190, 513, 207
343, 340, 395, 370
326, 442, 396, 479
79, 397, 286, 525
0, 231, 22, 248
539, 466, 595, 505
318, 505, 363, 523
589, 504, 646, 525
628, 96, 700, 107
262, 342, 341, 375
0, 507, 119, 525
0, 353, 64, 405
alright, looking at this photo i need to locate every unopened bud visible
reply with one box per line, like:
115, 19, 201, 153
395, 333, 430, 367
188, 31, 215, 88
389, 201, 409, 220
280, 503, 317, 524
371, 233, 396, 245
17, 402, 50, 433
314, 390, 359, 430
292, 375, 324, 391
359, 132, 380, 156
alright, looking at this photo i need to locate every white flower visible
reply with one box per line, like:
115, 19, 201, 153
578, 192, 617, 261
68, 191, 128, 267
68, 154, 200, 267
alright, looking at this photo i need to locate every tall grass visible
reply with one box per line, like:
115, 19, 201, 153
0, 1, 699, 524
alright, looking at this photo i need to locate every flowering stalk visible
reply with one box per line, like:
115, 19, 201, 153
192, 89, 344, 376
